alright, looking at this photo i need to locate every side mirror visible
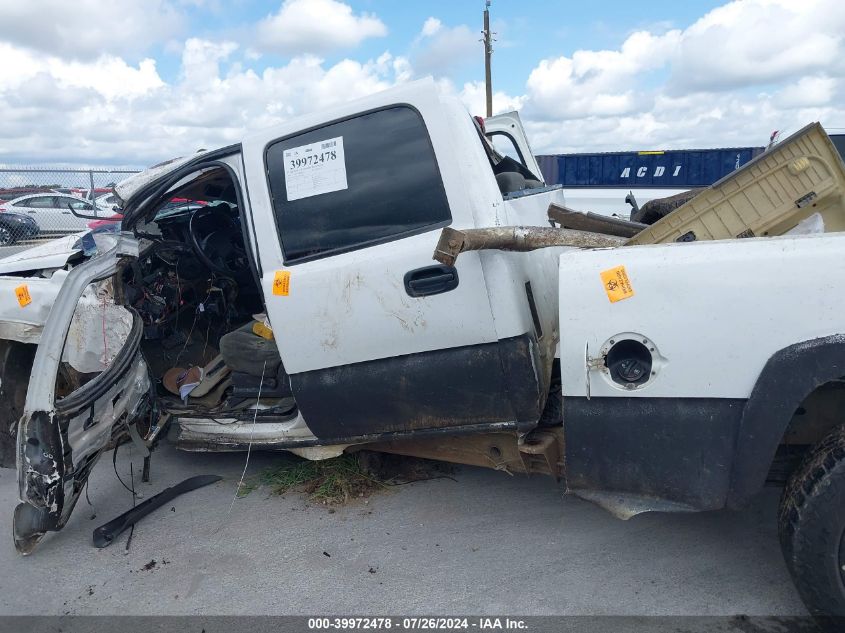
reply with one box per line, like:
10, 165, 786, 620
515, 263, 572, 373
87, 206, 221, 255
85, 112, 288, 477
66, 202, 99, 220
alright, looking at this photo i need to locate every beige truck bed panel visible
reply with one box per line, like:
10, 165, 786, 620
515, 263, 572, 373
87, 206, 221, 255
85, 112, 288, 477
629, 122, 845, 245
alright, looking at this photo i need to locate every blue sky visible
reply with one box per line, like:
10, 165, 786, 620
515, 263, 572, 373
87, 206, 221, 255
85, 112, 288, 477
0, 0, 842, 164
151, 1, 727, 98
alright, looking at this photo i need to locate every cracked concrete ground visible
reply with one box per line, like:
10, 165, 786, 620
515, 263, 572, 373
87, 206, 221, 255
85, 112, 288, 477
0, 442, 806, 616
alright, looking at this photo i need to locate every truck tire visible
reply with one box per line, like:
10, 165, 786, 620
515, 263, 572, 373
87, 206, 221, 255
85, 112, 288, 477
778, 423, 845, 625
0, 340, 35, 468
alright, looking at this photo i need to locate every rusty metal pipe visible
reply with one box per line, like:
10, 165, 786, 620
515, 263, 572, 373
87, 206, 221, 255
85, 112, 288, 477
433, 225, 627, 266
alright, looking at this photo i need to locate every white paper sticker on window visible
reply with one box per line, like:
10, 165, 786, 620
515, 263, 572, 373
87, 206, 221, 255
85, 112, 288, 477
283, 136, 347, 201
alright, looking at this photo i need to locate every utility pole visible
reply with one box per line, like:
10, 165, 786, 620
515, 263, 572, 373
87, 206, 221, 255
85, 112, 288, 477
482, 1, 494, 117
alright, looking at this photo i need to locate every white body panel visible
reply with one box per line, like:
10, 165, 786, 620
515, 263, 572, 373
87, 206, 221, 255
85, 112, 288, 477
481, 189, 569, 346
0, 269, 69, 343
558, 232, 845, 399
258, 231, 498, 373
0, 232, 86, 274
242, 79, 555, 375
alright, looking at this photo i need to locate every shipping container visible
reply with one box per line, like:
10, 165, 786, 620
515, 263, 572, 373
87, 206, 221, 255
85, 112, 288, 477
537, 147, 765, 189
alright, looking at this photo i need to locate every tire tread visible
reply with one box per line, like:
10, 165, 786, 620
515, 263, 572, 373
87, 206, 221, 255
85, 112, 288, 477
778, 424, 845, 620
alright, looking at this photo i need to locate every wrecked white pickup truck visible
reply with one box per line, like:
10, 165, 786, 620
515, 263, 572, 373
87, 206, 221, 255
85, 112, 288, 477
2, 78, 845, 621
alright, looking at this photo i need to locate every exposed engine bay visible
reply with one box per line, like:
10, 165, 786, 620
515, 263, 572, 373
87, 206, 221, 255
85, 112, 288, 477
111, 167, 296, 422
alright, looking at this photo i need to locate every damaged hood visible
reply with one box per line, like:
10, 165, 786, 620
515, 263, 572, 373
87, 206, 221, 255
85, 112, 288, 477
0, 232, 89, 274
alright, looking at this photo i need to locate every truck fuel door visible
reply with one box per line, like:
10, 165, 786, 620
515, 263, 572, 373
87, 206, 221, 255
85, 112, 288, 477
586, 334, 666, 395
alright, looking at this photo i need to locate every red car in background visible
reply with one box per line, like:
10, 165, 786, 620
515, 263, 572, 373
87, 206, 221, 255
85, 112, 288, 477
86, 197, 207, 232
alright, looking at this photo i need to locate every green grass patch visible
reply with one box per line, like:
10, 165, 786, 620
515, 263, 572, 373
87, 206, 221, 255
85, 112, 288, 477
244, 454, 387, 504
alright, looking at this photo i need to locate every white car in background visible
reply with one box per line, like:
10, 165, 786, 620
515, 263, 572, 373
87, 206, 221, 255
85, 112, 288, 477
0, 193, 111, 234
94, 192, 122, 212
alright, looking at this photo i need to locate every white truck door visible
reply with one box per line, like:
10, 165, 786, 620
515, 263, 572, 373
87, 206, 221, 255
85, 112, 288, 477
242, 83, 542, 439
484, 111, 544, 183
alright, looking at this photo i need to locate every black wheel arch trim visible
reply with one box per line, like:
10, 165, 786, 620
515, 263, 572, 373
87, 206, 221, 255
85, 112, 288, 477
728, 334, 845, 508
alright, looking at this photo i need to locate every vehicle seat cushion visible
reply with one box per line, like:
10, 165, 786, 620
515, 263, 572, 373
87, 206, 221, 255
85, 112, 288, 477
219, 321, 282, 377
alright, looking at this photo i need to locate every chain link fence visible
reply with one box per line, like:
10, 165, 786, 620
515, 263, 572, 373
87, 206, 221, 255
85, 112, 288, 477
0, 167, 140, 256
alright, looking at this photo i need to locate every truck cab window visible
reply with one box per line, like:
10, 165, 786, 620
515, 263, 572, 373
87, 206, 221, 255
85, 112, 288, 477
266, 106, 451, 264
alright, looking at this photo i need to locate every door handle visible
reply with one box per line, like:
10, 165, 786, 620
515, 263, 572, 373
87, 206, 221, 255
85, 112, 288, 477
404, 265, 459, 297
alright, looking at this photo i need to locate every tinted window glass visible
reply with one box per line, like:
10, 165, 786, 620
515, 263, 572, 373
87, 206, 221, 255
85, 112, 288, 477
17, 196, 55, 208
65, 198, 93, 210
266, 106, 451, 263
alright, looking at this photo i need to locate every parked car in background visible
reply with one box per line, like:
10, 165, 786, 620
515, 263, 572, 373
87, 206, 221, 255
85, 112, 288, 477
0, 210, 39, 245
94, 192, 122, 212
0, 193, 110, 234
85, 196, 206, 233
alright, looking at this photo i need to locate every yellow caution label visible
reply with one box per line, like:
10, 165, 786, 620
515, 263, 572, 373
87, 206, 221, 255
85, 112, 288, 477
15, 284, 32, 307
272, 270, 291, 296
600, 265, 634, 303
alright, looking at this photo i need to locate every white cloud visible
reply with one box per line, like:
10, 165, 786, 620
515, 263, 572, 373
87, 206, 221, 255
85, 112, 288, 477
523, 89, 832, 155
257, 0, 387, 55
670, 0, 845, 92
412, 18, 478, 76
519, 0, 845, 153
457, 81, 524, 117
51, 57, 164, 101
421, 17, 442, 38
0, 42, 164, 100
0, 0, 183, 60
775, 76, 837, 109
525, 29, 681, 121
4, 0, 845, 167
0, 37, 408, 164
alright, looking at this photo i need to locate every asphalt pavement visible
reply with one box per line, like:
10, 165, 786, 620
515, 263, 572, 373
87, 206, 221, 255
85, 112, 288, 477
0, 442, 807, 616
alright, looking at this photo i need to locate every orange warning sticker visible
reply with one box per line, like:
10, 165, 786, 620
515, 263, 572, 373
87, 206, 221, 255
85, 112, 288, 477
15, 284, 32, 307
600, 265, 634, 303
272, 270, 291, 296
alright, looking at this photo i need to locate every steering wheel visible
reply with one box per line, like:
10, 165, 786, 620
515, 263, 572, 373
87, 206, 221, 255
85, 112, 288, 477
187, 204, 249, 277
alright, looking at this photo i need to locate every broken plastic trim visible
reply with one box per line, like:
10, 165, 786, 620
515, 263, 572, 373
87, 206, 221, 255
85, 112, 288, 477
93, 475, 221, 548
